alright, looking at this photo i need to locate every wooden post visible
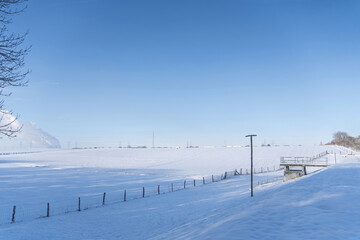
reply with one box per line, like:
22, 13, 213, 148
143, 187, 145, 198
212, 175, 214, 182
171, 183, 173, 192
78, 197, 81, 212
158, 185, 160, 195
224, 172, 227, 179
193, 179, 196, 187
124, 190, 126, 202
240, 168, 242, 175
11, 205, 16, 223
184, 180, 186, 189
47, 203, 50, 217
103, 192, 106, 205
203, 177, 205, 184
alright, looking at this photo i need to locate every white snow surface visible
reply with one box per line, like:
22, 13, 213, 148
1, 145, 359, 239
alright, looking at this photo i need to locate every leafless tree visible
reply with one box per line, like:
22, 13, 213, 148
333, 131, 349, 141
0, 0, 30, 137
328, 131, 360, 151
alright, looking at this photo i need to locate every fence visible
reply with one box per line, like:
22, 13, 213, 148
0, 151, 39, 156
256, 176, 284, 187
0, 165, 283, 225
312, 151, 329, 160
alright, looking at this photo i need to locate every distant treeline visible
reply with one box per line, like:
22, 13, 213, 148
327, 131, 360, 150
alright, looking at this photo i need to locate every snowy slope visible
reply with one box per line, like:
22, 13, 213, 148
0, 146, 338, 224
0, 152, 359, 239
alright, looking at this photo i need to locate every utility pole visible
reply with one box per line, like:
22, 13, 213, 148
246, 134, 257, 197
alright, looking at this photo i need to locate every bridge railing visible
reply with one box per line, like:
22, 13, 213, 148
280, 157, 328, 165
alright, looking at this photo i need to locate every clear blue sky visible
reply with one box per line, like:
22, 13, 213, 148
5, 0, 360, 147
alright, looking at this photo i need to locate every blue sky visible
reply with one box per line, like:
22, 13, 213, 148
4, 0, 360, 147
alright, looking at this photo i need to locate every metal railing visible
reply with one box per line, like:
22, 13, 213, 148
280, 151, 329, 165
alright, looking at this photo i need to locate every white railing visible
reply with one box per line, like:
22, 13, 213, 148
280, 157, 328, 165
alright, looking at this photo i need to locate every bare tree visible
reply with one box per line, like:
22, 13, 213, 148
333, 131, 349, 141
328, 131, 360, 151
0, 0, 30, 137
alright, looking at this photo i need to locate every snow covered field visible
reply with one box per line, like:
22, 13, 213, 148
1, 145, 358, 239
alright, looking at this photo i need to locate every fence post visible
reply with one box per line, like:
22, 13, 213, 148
184, 180, 186, 189
212, 175, 214, 182
103, 192, 106, 205
47, 202, 50, 217
124, 190, 126, 202
143, 187, 145, 198
203, 177, 205, 184
78, 197, 81, 212
224, 172, 227, 179
171, 183, 173, 192
193, 179, 196, 187
11, 205, 16, 223
240, 168, 242, 175
158, 185, 160, 195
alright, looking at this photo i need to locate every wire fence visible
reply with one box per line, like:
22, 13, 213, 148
256, 176, 284, 187
312, 151, 329, 160
0, 151, 40, 156
0, 165, 283, 225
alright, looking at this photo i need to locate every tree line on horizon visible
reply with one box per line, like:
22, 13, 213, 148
327, 131, 360, 151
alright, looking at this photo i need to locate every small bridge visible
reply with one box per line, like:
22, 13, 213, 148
280, 156, 329, 181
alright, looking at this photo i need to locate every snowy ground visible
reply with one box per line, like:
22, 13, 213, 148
1, 145, 358, 239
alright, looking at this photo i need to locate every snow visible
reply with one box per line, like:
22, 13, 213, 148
0, 145, 359, 239
0, 145, 334, 174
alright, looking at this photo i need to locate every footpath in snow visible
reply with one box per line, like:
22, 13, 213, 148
0, 154, 359, 239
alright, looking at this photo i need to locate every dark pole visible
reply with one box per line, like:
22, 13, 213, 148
246, 134, 257, 197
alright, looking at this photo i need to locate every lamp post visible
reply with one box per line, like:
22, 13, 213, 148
246, 134, 257, 197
